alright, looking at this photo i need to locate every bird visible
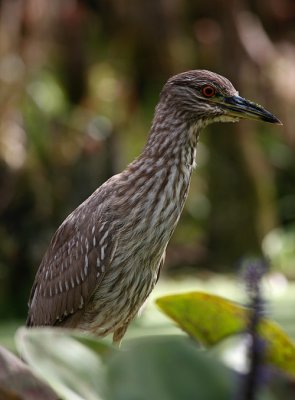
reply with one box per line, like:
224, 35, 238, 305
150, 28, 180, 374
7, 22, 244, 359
26, 70, 281, 344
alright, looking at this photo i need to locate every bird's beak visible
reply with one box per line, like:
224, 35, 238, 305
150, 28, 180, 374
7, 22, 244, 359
221, 95, 282, 124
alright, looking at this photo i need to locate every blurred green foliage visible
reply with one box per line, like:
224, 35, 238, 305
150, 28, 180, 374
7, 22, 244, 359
1, 274, 295, 398
14, 330, 233, 400
12, 303, 295, 400
0, 0, 295, 324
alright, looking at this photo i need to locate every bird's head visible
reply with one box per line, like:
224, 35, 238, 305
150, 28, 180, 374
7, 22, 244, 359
162, 70, 281, 126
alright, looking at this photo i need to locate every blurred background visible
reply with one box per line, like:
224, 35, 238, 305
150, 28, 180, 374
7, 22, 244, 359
0, 0, 294, 337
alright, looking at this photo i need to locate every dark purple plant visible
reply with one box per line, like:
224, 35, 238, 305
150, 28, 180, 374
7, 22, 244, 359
235, 259, 268, 400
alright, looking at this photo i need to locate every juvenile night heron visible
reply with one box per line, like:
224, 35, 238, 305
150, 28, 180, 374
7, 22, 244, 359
27, 70, 280, 343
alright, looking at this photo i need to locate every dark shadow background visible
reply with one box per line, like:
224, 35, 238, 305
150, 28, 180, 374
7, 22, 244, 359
0, 0, 295, 320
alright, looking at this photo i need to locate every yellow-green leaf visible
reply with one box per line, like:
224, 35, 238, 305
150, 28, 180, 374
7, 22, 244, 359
156, 292, 295, 379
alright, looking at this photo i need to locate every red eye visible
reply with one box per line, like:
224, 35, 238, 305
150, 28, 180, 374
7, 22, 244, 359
201, 85, 216, 97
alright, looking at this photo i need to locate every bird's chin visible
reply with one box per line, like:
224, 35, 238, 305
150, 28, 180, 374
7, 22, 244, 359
207, 114, 240, 126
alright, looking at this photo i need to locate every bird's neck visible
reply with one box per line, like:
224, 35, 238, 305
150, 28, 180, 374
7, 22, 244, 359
112, 107, 202, 252
140, 105, 201, 173
121, 106, 202, 217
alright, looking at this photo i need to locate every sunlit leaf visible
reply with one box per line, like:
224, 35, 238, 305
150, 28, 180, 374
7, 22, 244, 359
0, 345, 58, 399
15, 328, 110, 400
107, 335, 231, 400
156, 292, 295, 379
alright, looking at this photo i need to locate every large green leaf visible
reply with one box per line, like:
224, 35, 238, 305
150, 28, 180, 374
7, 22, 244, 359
108, 335, 231, 400
15, 328, 112, 400
15, 328, 232, 400
156, 292, 295, 379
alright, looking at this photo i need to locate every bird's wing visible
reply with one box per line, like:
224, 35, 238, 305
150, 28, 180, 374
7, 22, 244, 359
27, 205, 116, 327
